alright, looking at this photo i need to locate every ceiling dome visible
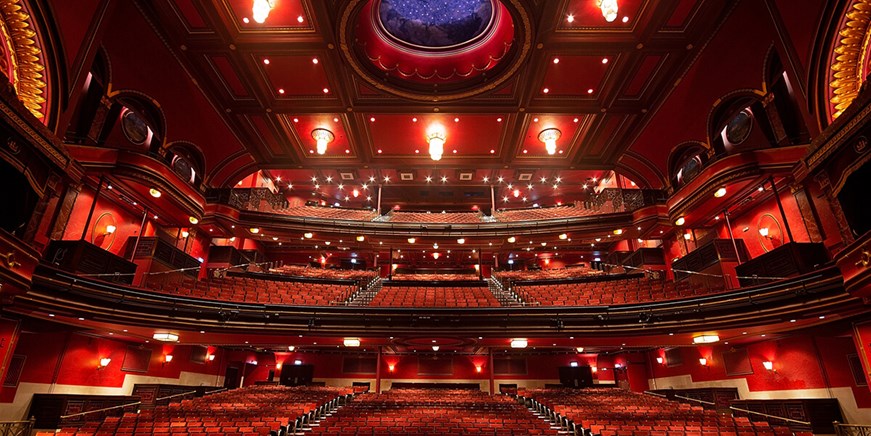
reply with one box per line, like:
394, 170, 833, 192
339, 0, 531, 102
377, 0, 495, 49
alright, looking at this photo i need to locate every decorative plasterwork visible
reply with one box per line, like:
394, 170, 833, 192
0, 0, 49, 122
828, 0, 871, 120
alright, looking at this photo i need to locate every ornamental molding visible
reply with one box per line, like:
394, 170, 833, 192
828, 0, 871, 120
0, 0, 48, 121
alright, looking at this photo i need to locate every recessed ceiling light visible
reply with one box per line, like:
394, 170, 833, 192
263, 58, 270, 64
587, 88, 594, 94
312, 58, 319, 64
370, 117, 375, 122
602, 58, 609, 64
243, 17, 250, 24
622, 16, 629, 23
496, 117, 502, 122
566, 14, 575, 23
278, 88, 285, 94
323, 88, 329, 93
542, 88, 549, 94
553, 58, 560, 64
297, 15, 304, 23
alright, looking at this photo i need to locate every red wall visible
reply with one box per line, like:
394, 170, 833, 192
715, 191, 811, 259
61, 187, 144, 257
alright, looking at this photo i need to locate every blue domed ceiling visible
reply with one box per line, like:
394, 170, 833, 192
378, 0, 494, 49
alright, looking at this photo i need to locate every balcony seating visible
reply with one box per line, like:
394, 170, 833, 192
369, 285, 500, 307
391, 273, 480, 281
520, 388, 782, 436
386, 211, 485, 223
514, 276, 723, 306
493, 204, 598, 222
493, 267, 603, 282
310, 388, 559, 435
269, 265, 378, 284
57, 386, 348, 436
149, 275, 356, 306
273, 205, 378, 221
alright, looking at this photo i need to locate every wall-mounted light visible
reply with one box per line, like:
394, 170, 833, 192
303, 232, 313, 239
656, 357, 664, 364
591, 366, 598, 373
576, 347, 585, 353
432, 252, 440, 260
476, 365, 483, 373
98, 357, 111, 369
164, 354, 174, 364
288, 346, 295, 351
675, 217, 686, 226
457, 238, 465, 244
538, 128, 561, 155
294, 359, 302, 365
343, 338, 361, 347
407, 237, 416, 244
149, 188, 162, 198
559, 233, 568, 240
153, 332, 179, 342
275, 362, 282, 369
699, 357, 708, 366
692, 334, 719, 344
105, 225, 116, 235
249, 227, 260, 234
388, 364, 395, 372
510, 338, 528, 349
252, 0, 275, 23
181, 230, 190, 238
207, 354, 215, 361
507, 236, 516, 243
683, 232, 692, 240
432, 345, 440, 351
312, 128, 335, 155
714, 187, 727, 198
356, 235, 365, 242
426, 123, 446, 161
762, 361, 774, 371
759, 227, 770, 238
569, 361, 579, 367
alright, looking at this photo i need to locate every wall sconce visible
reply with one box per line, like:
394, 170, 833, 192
407, 237, 416, 244
674, 217, 686, 226
576, 347, 585, 353
569, 361, 579, 367
476, 365, 483, 373
207, 354, 215, 362
426, 123, 446, 161
432, 252, 440, 260
431, 345, 440, 351
388, 364, 395, 372
163, 355, 174, 365
699, 357, 708, 366
614, 363, 623, 369
591, 366, 598, 373
759, 227, 771, 238
98, 357, 111, 369
312, 128, 335, 155
656, 357, 664, 364
275, 363, 282, 369
294, 359, 302, 365
181, 230, 190, 238
762, 361, 774, 371
507, 236, 516, 243
252, 0, 275, 23
105, 225, 116, 235
538, 128, 561, 155
683, 232, 692, 240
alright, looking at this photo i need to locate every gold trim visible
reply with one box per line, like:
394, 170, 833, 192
828, 0, 871, 120
0, 0, 48, 121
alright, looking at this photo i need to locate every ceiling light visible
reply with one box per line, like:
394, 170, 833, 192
457, 238, 465, 244
343, 338, 360, 347
153, 333, 179, 342
250, 227, 260, 234
538, 128, 561, 155
714, 187, 727, 198
356, 235, 365, 242
311, 128, 334, 155
675, 217, 685, 226
566, 14, 575, 23
510, 339, 528, 349
559, 233, 568, 240
304, 232, 313, 239
149, 188, 161, 198
407, 237, 416, 244
252, 0, 274, 23
613, 229, 623, 235
188, 216, 199, 225
596, 0, 618, 22
426, 123, 446, 161
553, 58, 560, 64
432, 252, 440, 259
432, 345, 440, 351
576, 347, 584, 353
692, 334, 719, 344
507, 236, 516, 243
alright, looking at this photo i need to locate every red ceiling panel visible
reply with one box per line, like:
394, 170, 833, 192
226, 0, 310, 29
623, 55, 664, 97
585, 115, 626, 157
665, 0, 700, 28
367, 114, 506, 158
560, 0, 644, 29
248, 115, 284, 156
539, 55, 612, 96
285, 114, 352, 157
172, 0, 208, 29
259, 55, 331, 97
209, 56, 250, 97
517, 115, 584, 157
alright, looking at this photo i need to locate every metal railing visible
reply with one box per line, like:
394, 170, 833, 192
643, 390, 667, 398
155, 390, 197, 405
0, 418, 34, 436
59, 401, 142, 421
834, 422, 871, 436
729, 406, 811, 426
674, 394, 715, 406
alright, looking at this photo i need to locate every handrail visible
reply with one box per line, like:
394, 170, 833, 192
729, 406, 811, 425
674, 394, 715, 405
204, 388, 228, 395
644, 391, 667, 398
60, 401, 141, 419
155, 390, 197, 402
833, 421, 871, 436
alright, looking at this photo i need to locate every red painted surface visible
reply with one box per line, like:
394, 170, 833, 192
853, 321, 871, 395
46, 0, 104, 72
0, 318, 20, 387
61, 186, 144, 257
715, 191, 811, 259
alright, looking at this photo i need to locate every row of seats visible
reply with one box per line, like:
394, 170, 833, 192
519, 388, 787, 436
148, 275, 356, 306
310, 388, 560, 435
369, 286, 501, 307
515, 277, 722, 306
48, 386, 349, 436
493, 267, 602, 283
493, 204, 599, 222
391, 273, 480, 281
386, 211, 485, 223
269, 265, 378, 285
273, 205, 379, 221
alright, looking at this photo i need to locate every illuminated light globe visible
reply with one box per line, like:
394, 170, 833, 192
426, 124, 446, 161
538, 128, 561, 155
252, 0, 274, 23
596, 0, 618, 22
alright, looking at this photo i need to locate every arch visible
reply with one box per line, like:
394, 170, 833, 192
166, 140, 206, 187
666, 140, 709, 190
0, 0, 56, 124
109, 89, 167, 142
705, 89, 765, 150
823, 0, 871, 122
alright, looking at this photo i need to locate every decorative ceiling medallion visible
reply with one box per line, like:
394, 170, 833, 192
828, 0, 871, 120
0, 0, 49, 122
339, 0, 531, 102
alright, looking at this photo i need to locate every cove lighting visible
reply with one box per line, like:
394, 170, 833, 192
510, 338, 528, 349
692, 334, 719, 344
153, 333, 179, 342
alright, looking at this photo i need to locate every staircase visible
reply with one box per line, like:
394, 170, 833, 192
488, 278, 525, 307
345, 277, 382, 306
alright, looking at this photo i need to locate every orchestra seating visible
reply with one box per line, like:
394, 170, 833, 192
386, 211, 484, 223
149, 275, 357, 306
51, 385, 348, 436
391, 273, 480, 281
273, 205, 378, 221
493, 204, 598, 222
493, 267, 603, 283
370, 285, 500, 307
519, 388, 784, 436
269, 265, 378, 284
309, 388, 559, 435
514, 276, 722, 306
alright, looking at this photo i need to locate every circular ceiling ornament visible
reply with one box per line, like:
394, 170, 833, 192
339, 0, 531, 102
